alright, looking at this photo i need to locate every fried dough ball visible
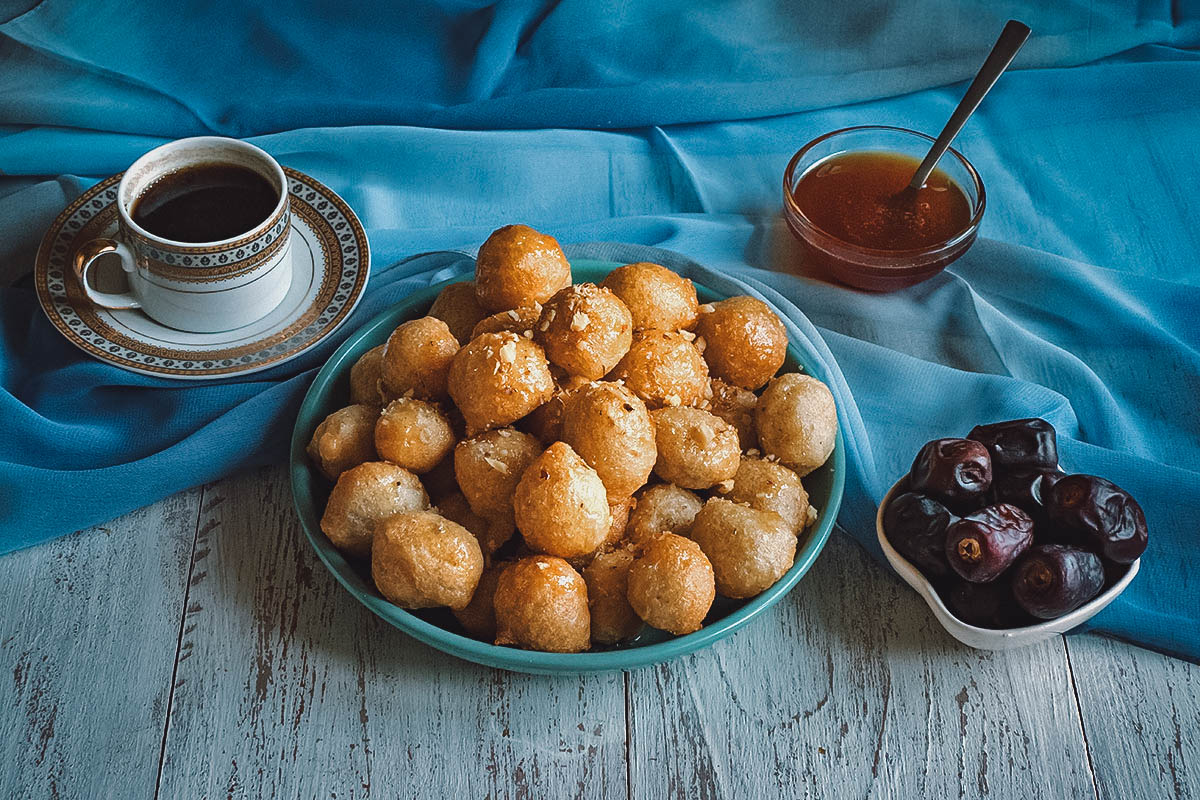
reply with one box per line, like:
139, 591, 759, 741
719, 457, 810, 534
493, 556, 590, 652
650, 407, 740, 490
374, 398, 455, 474
474, 225, 571, 312
609, 330, 708, 409
454, 428, 542, 520
534, 283, 633, 379
625, 483, 703, 543
604, 496, 636, 551
371, 511, 483, 610
756, 373, 837, 476
471, 301, 543, 339
513, 442, 611, 558
428, 280, 488, 345
695, 296, 788, 390
436, 491, 515, 557
709, 378, 757, 451
349, 345, 387, 407
447, 332, 554, 434
320, 462, 430, 558
560, 381, 656, 501
626, 533, 715, 635
307, 404, 379, 480
600, 262, 699, 332
452, 562, 505, 639
519, 374, 590, 444
380, 316, 460, 401
690, 498, 797, 598
583, 547, 642, 644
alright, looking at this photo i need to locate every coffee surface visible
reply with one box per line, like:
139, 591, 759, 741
131, 163, 278, 243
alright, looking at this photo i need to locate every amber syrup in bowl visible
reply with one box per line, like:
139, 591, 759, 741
783, 126, 985, 291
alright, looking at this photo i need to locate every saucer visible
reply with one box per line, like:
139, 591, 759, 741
34, 167, 369, 379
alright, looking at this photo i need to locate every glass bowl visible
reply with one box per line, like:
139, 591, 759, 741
783, 125, 986, 291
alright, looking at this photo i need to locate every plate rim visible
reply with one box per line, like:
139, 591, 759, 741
290, 258, 847, 674
33, 167, 370, 381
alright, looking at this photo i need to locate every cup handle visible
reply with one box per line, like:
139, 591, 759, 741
73, 238, 141, 310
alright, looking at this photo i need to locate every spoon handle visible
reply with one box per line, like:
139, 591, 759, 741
909, 19, 1031, 190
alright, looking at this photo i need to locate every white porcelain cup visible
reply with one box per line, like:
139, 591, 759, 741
73, 136, 293, 333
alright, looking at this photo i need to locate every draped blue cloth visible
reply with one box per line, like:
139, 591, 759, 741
1, 0, 1197, 659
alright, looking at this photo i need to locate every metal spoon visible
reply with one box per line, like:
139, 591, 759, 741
906, 19, 1031, 191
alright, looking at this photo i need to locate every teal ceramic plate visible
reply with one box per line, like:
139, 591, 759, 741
290, 260, 846, 674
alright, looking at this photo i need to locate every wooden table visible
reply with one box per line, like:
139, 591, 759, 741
1, 466, 1195, 799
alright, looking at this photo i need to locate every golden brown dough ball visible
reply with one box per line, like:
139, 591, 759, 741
493, 556, 590, 652
519, 374, 590, 444
428, 280, 488, 345
709, 378, 758, 451
474, 225, 572, 312
583, 547, 642, 644
560, 381, 656, 501
603, 496, 636, 551
534, 283, 633, 379
349, 345, 387, 407
471, 301, 543, 339
513, 442, 611, 558
374, 397, 456, 474
435, 491, 515, 558
447, 332, 555, 434
649, 407, 740, 490
452, 562, 506, 639
626, 533, 715, 635
307, 404, 379, 480
695, 296, 788, 390
625, 483, 704, 543
755, 373, 837, 476
320, 462, 430, 558
371, 511, 483, 610
609, 330, 708, 409
690, 498, 797, 598
453, 428, 542, 520
380, 316, 460, 401
719, 457, 810, 534
600, 262, 699, 332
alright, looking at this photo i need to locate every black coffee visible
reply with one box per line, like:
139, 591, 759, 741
131, 163, 278, 243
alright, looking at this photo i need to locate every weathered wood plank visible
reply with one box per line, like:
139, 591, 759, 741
0, 490, 201, 800
1068, 634, 1200, 800
156, 466, 628, 800
628, 533, 1097, 800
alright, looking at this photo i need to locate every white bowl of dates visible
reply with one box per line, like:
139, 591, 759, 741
875, 418, 1145, 650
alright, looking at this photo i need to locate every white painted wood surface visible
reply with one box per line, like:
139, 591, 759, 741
0, 467, 1196, 799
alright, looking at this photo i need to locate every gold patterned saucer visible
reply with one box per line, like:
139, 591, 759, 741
34, 168, 369, 379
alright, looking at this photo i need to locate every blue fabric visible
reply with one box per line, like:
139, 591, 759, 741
1, 1, 1197, 659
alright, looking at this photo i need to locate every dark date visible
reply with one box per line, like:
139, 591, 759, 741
945, 503, 1034, 583
1012, 544, 1105, 619
1046, 474, 1148, 564
883, 492, 954, 579
968, 418, 1059, 471
990, 467, 1062, 521
909, 438, 992, 508
942, 578, 1033, 629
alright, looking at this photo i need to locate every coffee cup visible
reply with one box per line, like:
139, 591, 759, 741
73, 136, 293, 333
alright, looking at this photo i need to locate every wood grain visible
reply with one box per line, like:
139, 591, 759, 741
628, 533, 1099, 800
1068, 634, 1200, 800
155, 466, 628, 800
0, 489, 201, 800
